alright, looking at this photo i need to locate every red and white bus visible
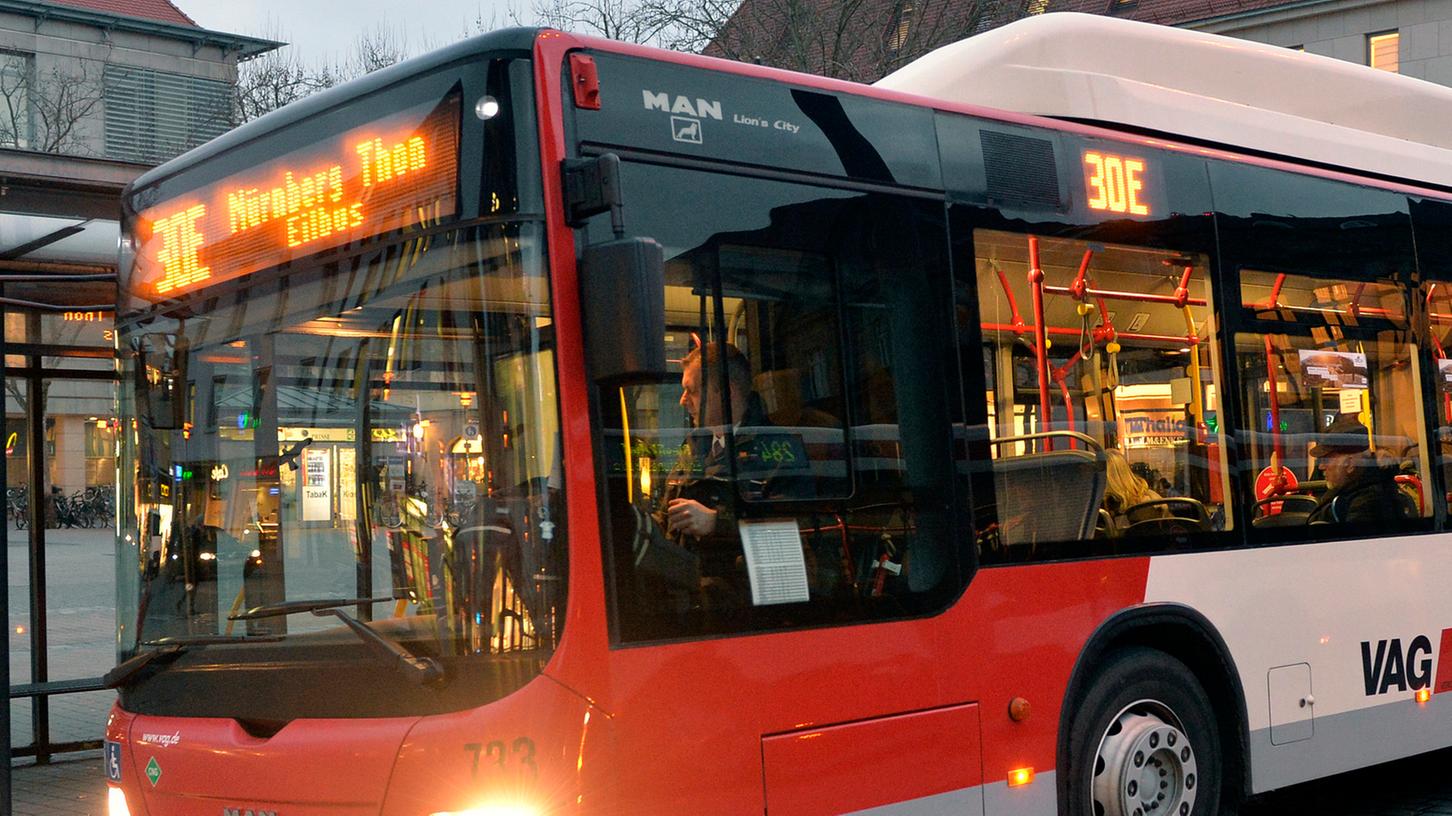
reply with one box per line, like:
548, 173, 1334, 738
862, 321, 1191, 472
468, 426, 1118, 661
103, 12, 1452, 816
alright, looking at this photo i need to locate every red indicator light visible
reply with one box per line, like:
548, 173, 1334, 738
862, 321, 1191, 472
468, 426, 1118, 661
1084, 151, 1151, 216
570, 53, 601, 111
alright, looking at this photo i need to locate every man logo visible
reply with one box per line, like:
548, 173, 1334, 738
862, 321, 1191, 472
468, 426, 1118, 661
642, 90, 723, 120
672, 117, 703, 144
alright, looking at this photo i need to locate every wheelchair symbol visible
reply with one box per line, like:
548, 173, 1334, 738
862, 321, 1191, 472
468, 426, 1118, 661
104, 740, 122, 781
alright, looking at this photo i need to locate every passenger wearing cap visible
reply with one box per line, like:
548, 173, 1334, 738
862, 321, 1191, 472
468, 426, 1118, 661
1306, 414, 1413, 525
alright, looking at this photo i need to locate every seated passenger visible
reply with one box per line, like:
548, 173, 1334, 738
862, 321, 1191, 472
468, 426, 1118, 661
1103, 449, 1162, 533
1307, 415, 1413, 525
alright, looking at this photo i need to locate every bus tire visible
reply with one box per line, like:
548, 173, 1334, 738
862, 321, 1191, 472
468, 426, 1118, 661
1065, 646, 1223, 816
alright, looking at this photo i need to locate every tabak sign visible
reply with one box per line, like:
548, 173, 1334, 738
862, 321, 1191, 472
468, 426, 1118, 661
131, 93, 460, 301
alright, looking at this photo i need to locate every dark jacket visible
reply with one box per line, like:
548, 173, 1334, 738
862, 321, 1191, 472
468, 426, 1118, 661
1307, 458, 1413, 525
657, 400, 813, 572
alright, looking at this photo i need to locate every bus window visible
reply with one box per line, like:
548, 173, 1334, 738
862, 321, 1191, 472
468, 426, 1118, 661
591, 163, 960, 642
1427, 282, 1452, 517
124, 224, 566, 663
1238, 270, 1429, 530
969, 228, 1232, 561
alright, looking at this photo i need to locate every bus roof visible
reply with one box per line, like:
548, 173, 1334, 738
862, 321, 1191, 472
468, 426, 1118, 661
876, 12, 1452, 190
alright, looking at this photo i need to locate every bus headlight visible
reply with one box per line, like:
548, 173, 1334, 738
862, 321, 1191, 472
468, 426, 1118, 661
430, 804, 540, 816
107, 786, 132, 816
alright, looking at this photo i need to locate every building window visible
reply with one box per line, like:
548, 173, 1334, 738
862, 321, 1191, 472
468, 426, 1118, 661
888, 1, 914, 52
1026, 0, 1049, 14
103, 65, 231, 164
0, 51, 32, 149
1369, 31, 1399, 73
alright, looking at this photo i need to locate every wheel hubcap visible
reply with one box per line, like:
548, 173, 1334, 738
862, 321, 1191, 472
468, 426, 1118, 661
1091, 702, 1197, 816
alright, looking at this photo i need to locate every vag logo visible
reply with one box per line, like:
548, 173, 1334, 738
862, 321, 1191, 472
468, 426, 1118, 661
1361, 629, 1452, 696
642, 90, 723, 120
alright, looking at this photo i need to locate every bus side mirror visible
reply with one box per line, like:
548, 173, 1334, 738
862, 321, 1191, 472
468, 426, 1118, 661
580, 237, 667, 381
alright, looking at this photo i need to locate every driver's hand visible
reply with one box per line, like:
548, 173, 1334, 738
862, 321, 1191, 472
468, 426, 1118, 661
666, 498, 717, 538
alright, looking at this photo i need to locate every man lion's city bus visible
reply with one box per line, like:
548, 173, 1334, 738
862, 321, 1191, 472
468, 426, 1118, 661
103, 12, 1452, 816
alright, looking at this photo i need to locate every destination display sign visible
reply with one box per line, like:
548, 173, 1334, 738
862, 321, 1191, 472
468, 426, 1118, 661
132, 93, 460, 300
1083, 150, 1153, 216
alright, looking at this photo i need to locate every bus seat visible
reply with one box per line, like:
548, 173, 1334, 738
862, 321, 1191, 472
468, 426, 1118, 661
1123, 498, 1211, 538
992, 449, 1106, 546
1251, 494, 1318, 528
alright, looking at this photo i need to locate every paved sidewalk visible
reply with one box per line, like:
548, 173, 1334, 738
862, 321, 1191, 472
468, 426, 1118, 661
11, 750, 106, 816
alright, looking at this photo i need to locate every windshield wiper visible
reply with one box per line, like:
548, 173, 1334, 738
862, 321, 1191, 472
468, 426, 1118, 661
229, 596, 394, 621
230, 596, 444, 685
103, 634, 282, 689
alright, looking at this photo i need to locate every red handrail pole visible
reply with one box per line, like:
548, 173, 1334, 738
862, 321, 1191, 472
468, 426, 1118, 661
1265, 334, 1284, 488
1057, 376, 1078, 447
1043, 284, 1207, 308
1029, 236, 1053, 451
1267, 273, 1287, 310
1053, 349, 1087, 382
1070, 249, 1094, 300
994, 265, 1028, 336
1174, 265, 1194, 308
983, 323, 1193, 344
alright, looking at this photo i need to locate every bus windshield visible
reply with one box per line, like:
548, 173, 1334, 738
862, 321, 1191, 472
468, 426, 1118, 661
114, 221, 565, 694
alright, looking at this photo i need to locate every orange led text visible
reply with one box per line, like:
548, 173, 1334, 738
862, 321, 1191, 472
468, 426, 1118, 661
152, 204, 211, 294
356, 135, 427, 187
227, 166, 345, 235
1084, 151, 1150, 216
133, 95, 458, 300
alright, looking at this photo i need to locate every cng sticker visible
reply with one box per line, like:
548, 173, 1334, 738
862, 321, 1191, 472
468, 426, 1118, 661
145, 756, 162, 786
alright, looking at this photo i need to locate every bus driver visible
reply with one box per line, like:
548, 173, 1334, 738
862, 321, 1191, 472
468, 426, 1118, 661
656, 342, 812, 603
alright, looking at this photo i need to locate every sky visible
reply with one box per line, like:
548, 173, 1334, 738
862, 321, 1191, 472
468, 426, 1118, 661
178, 0, 521, 68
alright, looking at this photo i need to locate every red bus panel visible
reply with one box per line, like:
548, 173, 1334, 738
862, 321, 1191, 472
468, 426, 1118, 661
762, 703, 982, 814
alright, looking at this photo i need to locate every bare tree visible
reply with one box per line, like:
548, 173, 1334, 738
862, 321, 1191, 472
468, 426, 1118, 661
234, 23, 419, 122
30, 60, 107, 154
0, 54, 107, 155
341, 24, 411, 79
705, 0, 1014, 81
234, 46, 339, 124
533, 0, 684, 43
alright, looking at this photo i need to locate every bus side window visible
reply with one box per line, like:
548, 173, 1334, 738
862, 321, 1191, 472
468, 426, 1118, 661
1412, 198, 1452, 523
1236, 271, 1429, 531
964, 228, 1233, 562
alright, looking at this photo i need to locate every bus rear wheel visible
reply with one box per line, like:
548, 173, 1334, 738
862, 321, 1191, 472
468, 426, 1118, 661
1067, 647, 1223, 816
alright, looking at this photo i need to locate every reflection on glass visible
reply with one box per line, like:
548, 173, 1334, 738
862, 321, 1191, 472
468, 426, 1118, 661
1237, 270, 1427, 528
117, 225, 565, 671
